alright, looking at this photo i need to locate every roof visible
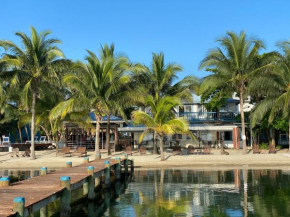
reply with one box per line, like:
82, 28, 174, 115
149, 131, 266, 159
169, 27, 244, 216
89, 113, 123, 122
226, 98, 240, 103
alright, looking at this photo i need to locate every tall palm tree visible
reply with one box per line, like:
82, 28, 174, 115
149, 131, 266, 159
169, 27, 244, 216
0, 26, 67, 159
250, 41, 290, 151
199, 31, 272, 155
50, 44, 135, 157
133, 52, 198, 154
132, 96, 193, 161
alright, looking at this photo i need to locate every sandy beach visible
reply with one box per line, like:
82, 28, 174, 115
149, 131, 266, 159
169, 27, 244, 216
0, 148, 290, 170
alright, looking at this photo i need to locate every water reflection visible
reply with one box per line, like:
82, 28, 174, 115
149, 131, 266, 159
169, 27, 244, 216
101, 169, 290, 217
0, 169, 55, 183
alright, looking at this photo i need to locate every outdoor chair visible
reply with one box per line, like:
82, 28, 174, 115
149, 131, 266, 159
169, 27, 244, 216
203, 145, 211, 155
22, 149, 31, 157
58, 147, 72, 157
172, 146, 182, 156
139, 146, 147, 155
73, 147, 87, 157
125, 146, 133, 156
187, 145, 196, 155
268, 144, 277, 154
253, 144, 261, 154
25, 136, 39, 144
10, 148, 19, 157
2, 136, 10, 146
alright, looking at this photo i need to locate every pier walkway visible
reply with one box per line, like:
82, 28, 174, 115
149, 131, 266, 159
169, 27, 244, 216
0, 157, 131, 217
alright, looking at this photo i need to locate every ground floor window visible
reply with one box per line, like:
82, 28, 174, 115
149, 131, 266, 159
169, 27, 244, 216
224, 131, 232, 141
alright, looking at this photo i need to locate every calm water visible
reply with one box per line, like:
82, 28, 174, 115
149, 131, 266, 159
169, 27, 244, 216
2, 169, 290, 217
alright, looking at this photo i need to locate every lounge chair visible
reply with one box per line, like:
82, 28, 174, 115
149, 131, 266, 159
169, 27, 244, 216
58, 147, 72, 157
22, 149, 31, 157
268, 144, 277, 154
25, 136, 39, 144
187, 145, 196, 155
203, 145, 211, 155
10, 148, 19, 157
2, 136, 10, 146
253, 144, 261, 154
139, 146, 146, 155
125, 146, 133, 156
73, 147, 87, 157
172, 146, 182, 156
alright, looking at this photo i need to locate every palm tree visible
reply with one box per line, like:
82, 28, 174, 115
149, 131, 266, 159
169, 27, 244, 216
250, 41, 290, 151
0, 26, 67, 159
51, 44, 135, 157
133, 52, 198, 154
199, 31, 272, 155
132, 95, 193, 161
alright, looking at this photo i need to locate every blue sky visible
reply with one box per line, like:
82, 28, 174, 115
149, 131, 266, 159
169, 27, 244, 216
1, 0, 290, 79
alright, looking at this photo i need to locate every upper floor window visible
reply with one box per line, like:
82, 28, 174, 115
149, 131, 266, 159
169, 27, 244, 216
185, 105, 192, 112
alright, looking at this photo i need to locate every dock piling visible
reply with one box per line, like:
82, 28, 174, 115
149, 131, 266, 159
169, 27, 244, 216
124, 154, 129, 174
87, 166, 95, 200
66, 162, 72, 168
131, 159, 134, 173
95, 153, 101, 160
0, 177, 10, 187
115, 158, 121, 180
60, 176, 71, 217
104, 161, 111, 188
84, 157, 89, 164
40, 167, 47, 176
13, 197, 25, 217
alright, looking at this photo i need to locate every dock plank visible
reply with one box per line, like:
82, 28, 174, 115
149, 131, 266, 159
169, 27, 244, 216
0, 158, 125, 216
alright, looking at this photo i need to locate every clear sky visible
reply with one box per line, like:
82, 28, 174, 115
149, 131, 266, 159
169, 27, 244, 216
1, 0, 290, 79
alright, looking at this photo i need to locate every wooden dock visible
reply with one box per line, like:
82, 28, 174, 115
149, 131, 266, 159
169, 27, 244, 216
0, 156, 133, 217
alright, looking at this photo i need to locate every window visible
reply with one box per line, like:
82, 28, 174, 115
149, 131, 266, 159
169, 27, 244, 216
172, 134, 183, 140
224, 131, 232, 141
185, 105, 192, 112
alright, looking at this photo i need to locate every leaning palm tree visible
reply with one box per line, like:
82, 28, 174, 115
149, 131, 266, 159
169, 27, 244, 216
132, 96, 194, 161
250, 41, 290, 151
199, 31, 273, 155
0, 26, 67, 159
133, 52, 199, 154
51, 44, 135, 157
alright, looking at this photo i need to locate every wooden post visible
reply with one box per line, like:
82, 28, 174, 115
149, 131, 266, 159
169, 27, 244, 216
13, 197, 25, 217
66, 162, 72, 168
84, 157, 89, 164
233, 127, 236, 149
104, 161, 111, 188
95, 153, 101, 160
60, 176, 71, 217
40, 167, 47, 217
130, 159, 134, 173
0, 177, 10, 187
124, 154, 129, 174
40, 206, 47, 217
87, 166, 95, 200
40, 167, 47, 176
115, 158, 121, 180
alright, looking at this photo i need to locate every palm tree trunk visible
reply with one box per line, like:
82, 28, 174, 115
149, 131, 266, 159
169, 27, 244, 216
271, 128, 275, 148
159, 135, 165, 161
243, 169, 248, 217
95, 113, 101, 158
153, 131, 158, 154
107, 115, 111, 156
40, 126, 50, 141
239, 91, 247, 155
18, 127, 22, 143
30, 90, 36, 160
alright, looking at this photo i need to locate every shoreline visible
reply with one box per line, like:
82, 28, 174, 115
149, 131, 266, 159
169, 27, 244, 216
1, 149, 290, 170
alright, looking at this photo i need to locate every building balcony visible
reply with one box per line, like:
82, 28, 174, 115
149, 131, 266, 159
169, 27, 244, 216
177, 112, 237, 123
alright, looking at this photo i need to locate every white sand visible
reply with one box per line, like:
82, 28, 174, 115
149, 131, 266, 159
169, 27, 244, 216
0, 148, 290, 170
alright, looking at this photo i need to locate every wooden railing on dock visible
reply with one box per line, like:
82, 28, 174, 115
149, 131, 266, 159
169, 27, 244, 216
0, 155, 134, 217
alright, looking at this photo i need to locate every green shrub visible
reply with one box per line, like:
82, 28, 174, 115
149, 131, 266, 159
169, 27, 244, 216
259, 143, 269, 150
276, 145, 282, 150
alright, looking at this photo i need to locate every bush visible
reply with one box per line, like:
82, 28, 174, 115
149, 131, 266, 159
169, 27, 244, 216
259, 143, 269, 150
276, 145, 282, 150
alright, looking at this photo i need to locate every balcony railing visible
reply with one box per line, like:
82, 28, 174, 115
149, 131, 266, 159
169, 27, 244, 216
177, 112, 237, 122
